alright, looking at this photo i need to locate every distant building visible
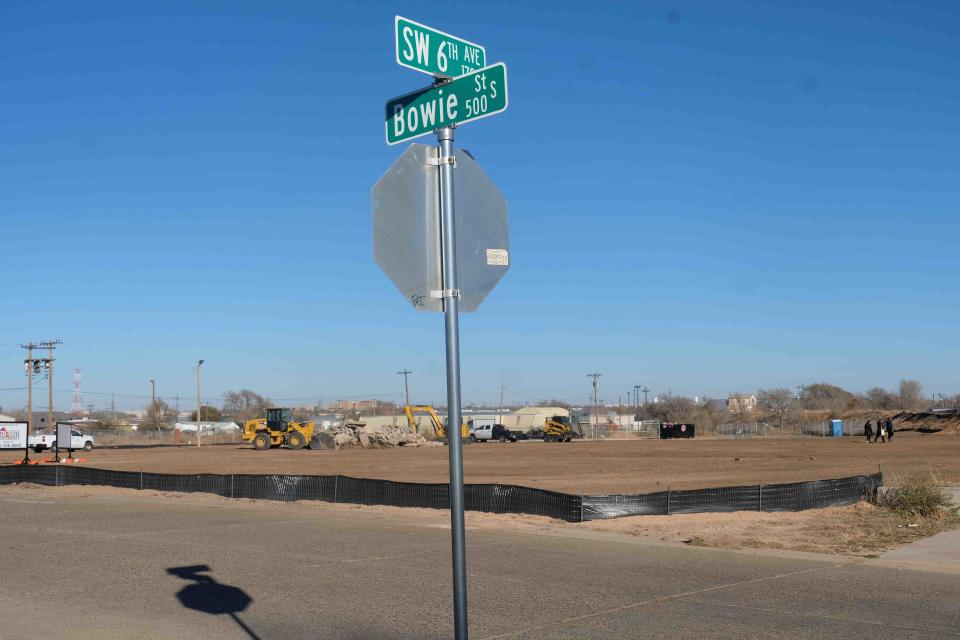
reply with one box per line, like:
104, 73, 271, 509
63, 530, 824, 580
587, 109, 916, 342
330, 399, 381, 412
501, 407, 570, 433
462, 407, 510, 415
727, 394, 758, 412
310, 414, 344, 430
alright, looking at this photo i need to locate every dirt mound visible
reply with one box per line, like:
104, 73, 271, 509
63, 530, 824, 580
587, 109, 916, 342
892, 412, 960, 434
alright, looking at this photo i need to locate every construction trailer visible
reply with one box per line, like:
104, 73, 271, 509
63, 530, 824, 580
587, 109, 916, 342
500, 407, 571, 434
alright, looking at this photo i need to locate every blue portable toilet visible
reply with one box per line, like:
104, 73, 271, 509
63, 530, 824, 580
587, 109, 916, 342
830, 419, 843, 437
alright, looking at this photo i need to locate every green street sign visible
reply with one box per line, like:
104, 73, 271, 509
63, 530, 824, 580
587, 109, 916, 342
385, 62, 508, 145
395, 16, 486, 78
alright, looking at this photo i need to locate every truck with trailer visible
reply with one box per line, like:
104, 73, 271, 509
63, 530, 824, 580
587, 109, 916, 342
471, 423, 523, 442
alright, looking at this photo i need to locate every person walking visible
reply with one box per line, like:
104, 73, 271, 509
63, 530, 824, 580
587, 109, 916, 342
864, 419, 873, 443
873, 417, 886, 443
886, 417, 894, 442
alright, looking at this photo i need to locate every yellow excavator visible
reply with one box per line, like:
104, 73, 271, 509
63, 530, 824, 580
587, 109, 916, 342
242, 407, 315, 450
404, 405, 474, 444
542, 415, 575, 442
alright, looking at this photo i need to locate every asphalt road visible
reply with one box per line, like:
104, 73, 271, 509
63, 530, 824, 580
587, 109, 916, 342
1, 486, 958, 639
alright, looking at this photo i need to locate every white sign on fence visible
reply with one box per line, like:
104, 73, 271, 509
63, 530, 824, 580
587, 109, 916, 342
0, 422, 27, 449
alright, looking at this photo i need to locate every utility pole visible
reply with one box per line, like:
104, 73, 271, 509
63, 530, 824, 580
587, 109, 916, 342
588, 373, 602, 439
40, 340, 60, 434
634, 384, 641, 416
796, 383, 805, 435
397, 369, 412, 407
196, 360, 204, 447
21, 341, 60, 458
498, 385, 504, 426
642, 386, 650, 406
150, 379, 159, 435
22, 343, 34, 464
111, 393, 116, 426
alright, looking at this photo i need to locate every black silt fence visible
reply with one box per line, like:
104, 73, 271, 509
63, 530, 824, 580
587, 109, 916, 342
580, 472, 883, 521
0, 465, 581, 522
0, 465, 879, 523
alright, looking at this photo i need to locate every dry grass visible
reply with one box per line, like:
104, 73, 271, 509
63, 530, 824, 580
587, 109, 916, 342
591, 499, 960, 557
741, 474, 960, 556
791, 501, 955, 556
879, 473, 959, 518
580, 474, 960, 557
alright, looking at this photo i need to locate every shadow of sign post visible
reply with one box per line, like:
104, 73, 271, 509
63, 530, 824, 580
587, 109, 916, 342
167, 565, 259, 640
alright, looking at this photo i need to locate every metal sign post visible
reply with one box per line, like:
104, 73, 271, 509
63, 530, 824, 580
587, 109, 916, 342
377, 19, 510, 639
21, 421, 30, 465
436, 124, 468, 639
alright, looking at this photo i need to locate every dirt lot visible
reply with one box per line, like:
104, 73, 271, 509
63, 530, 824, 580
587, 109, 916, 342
3, 431, 958, 494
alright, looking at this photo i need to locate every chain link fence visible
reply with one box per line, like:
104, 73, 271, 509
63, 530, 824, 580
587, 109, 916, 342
713, 421, 842, 438
715, 422, 771, 437
78, 430, 242, 448
590, 419, 660, 440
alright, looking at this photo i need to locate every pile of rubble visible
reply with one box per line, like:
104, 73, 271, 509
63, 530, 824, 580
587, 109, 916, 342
311, 422, 439, 450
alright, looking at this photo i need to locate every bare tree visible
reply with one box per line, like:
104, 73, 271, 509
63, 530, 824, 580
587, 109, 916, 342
898, 379, 923, 411
143, 399, 178, 431
222, 389, 272, 424
803, 383, 856, 412
190, 405, 222, 422
645, 396, 697, 423
864, 387, 899, 410
757, 388, 792, 428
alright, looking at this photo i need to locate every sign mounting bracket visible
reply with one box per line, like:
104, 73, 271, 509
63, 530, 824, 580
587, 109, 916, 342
427, 155, 457, 167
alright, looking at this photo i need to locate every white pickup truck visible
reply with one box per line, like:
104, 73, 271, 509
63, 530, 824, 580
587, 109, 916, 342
470, 423, 522, 443
28, 429, 95, 453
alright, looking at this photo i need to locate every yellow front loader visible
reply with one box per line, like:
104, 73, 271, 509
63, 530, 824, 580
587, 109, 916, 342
404, 405, 474, 444
242, 407, 315, 450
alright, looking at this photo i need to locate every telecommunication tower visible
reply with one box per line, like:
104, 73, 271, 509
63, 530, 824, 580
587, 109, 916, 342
71, 369, 84, 414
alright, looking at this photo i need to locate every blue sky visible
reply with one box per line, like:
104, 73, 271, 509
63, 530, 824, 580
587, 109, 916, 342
2, 0, 958, 411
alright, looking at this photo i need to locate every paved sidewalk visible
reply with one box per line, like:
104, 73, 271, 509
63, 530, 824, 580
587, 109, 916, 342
866, 487, 960, 575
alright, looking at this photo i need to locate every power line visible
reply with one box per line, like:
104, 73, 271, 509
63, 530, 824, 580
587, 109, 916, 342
500, 386, 591, 403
